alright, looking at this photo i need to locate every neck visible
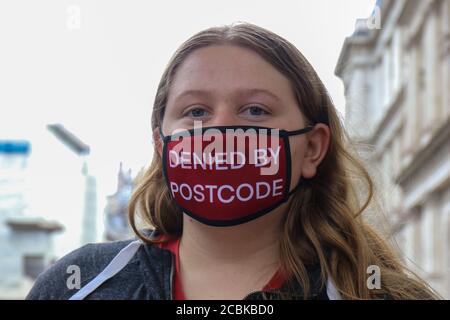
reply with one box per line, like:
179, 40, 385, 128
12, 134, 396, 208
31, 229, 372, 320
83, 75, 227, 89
179, 203, 288, 266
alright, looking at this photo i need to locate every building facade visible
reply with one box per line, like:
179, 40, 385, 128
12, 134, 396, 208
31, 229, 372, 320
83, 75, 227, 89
0, 124, 99, 298
0, 140, 62, 299
104, 163, 135, 241
335, 0, 450, 298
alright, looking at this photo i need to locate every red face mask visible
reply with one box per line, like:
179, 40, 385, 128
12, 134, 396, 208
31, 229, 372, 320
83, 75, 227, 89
160, 125, 313, 226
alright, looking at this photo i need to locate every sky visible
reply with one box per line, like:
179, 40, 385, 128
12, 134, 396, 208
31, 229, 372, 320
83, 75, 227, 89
0, 0, 376, 218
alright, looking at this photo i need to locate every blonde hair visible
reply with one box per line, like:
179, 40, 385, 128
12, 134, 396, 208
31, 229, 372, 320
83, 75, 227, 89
128, 22, 440, 299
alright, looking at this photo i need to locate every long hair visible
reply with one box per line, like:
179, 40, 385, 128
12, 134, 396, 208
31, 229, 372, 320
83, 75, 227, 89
128, 22, 439, 299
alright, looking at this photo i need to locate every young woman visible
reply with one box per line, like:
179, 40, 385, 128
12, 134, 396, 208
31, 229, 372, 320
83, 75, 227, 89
27, 22, 439, 300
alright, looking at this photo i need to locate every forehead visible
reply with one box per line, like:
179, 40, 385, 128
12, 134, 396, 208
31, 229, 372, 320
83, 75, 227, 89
168, 44, 295, 101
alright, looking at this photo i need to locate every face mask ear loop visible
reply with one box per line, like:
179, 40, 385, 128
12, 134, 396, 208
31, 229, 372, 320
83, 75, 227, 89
285, 126, 314, 136
285, 126, 314, 197
158, 126, 165, 140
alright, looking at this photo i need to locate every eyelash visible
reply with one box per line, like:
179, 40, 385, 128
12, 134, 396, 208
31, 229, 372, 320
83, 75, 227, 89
183, 105, 270, 118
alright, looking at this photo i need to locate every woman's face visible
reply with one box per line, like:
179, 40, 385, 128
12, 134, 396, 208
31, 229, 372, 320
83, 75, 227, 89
158, 44, 329, 190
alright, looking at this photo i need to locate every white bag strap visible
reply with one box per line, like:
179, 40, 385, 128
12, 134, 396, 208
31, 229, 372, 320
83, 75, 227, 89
69, 240, 143, 300
326, 277, 342, 300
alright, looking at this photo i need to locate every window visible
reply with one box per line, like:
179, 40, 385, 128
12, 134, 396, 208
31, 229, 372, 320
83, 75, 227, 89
383, 44, 392, 107
23, 255, 45, 279
392, 29, 402, 93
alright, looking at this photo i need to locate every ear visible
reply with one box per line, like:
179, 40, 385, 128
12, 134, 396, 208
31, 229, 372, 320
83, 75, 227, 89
300, 123, 331, 179
152, 126, 163, 158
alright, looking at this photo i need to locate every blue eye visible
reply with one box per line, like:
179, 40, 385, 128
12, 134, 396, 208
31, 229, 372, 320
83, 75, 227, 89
244, 105, 269, 116
185, 107, 208, 118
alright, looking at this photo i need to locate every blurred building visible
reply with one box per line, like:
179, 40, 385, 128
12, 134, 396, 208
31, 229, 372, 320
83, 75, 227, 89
104, 163, 134, 241
335, 0, 450, 297
0, 124, 99, 298
0, 140, 62, 299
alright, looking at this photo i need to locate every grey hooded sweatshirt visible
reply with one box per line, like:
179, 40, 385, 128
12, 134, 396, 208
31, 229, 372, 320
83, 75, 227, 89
26, 229, 332, 300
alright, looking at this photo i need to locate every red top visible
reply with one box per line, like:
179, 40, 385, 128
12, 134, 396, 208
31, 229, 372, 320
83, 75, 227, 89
157, 236, 287, 300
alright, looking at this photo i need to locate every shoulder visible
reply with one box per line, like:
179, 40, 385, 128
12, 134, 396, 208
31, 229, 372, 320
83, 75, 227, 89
26, 231, 172, 300
26, 239, 136, 300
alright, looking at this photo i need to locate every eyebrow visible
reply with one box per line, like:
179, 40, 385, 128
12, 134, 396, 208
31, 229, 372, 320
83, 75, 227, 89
172, 88, 283, 104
